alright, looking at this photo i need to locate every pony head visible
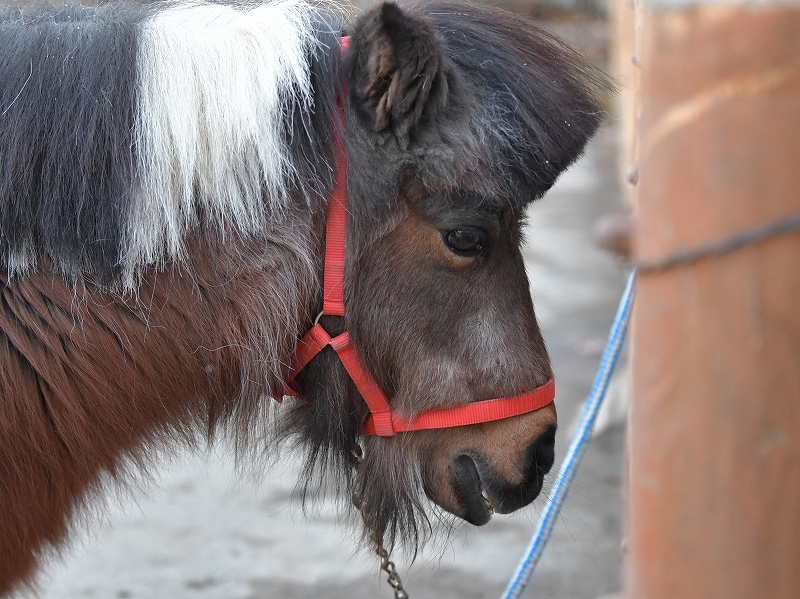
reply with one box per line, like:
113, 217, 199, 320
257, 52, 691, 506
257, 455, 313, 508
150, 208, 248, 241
288, 1, 609, 548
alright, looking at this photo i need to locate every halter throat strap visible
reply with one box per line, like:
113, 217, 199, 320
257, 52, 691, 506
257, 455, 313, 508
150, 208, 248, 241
282, 37, 555, 437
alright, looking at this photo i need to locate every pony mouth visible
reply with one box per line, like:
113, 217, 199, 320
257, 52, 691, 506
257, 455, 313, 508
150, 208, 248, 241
451, 441, 553, 525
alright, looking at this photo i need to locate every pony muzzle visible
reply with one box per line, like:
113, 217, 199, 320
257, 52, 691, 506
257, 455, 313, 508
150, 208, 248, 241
426, 422, 557, 525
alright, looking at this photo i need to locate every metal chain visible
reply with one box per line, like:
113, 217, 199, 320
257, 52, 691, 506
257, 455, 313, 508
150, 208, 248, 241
350, 442, 410, 599
378, 545, 410, 599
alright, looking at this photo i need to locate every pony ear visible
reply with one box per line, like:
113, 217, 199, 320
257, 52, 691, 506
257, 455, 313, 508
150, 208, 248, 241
347, 2, 446, 149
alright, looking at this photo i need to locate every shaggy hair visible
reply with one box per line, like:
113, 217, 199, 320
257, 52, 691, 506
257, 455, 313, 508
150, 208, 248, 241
0, 0, 340, 286
0, 3, 146, 280
0, 1, 340, 590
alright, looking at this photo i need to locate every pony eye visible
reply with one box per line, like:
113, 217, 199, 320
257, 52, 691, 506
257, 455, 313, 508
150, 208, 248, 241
443, 228, 487, 256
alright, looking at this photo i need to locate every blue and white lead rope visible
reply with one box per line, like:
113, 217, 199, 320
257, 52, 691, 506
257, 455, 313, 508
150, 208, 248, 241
500, 269, 637, 599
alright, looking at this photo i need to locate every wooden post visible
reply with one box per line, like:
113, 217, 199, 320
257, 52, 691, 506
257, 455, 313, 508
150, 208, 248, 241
627, 2, 800, 598
609, 0, 639, 207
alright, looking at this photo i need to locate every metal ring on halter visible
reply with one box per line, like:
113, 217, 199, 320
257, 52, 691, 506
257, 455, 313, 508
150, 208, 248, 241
312, 311, 324, 327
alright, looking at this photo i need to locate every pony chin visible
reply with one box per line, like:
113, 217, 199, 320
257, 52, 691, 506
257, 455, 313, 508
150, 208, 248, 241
355, 435, 436, 551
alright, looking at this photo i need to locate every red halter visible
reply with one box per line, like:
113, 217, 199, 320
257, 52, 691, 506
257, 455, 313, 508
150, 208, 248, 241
279, 37, 555, 437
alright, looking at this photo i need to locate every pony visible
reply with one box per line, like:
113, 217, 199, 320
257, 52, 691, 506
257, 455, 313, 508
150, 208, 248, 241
0, 0, 609, 593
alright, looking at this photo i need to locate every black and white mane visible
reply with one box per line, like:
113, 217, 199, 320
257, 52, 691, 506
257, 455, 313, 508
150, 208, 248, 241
0, 0, 340, 286
0, 0, 604, 289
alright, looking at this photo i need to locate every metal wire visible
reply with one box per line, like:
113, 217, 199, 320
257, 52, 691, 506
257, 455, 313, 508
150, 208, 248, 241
500, 269, 637, 599
637, 212, 800, 273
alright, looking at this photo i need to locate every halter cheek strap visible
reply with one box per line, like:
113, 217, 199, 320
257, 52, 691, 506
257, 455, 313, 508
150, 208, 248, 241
280, 37, 555, 437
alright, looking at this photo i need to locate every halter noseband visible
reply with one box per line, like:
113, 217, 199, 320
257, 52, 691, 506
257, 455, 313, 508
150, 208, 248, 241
279, 37, 555, 437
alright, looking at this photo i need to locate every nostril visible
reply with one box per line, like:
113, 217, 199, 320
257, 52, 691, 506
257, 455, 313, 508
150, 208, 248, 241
486, 424, 557, 515
525, 425, 556, 478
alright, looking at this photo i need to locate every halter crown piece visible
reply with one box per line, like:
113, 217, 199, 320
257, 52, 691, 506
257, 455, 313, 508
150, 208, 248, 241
280, 37, 555, 437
